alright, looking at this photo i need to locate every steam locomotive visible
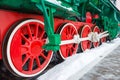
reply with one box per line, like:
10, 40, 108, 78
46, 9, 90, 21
0, 0, 120, 78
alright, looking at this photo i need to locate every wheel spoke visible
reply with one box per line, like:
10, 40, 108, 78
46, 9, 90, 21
72, 47, 76, 52
39, 31, 45, 40
27, 24, 32, 39
69, 26, 72, 34
21, 45, 29, 55
40, 51, 47, 59
66, 48, 69, 57
71, 29, 75, 36
70, 27, 75, 35
22, 55, 29, 67
28, 58, 34, 71
39, 39, 46, 46
61, 32, 67, 40
69, 48, 73, 56
35, 57, 41, 67
66, 27, 70, 35
87, 41, 90, 48
35, 24, 39, 38
42, 39, 46, 42
21, 33, 30, 43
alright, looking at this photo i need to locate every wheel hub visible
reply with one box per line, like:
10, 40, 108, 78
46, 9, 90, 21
30, 41, 42, 56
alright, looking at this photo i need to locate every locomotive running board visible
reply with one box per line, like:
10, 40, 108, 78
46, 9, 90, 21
37, 38, 120, 80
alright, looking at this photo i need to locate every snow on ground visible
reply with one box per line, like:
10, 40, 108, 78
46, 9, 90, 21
37, 38, 120, 80
80, 45, 120, 80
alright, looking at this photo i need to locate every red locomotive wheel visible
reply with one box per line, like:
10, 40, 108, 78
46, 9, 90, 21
2, 19, 53, 77
80, 25, 92, 51
57, 23, 78, 59
92, 26, 100, 48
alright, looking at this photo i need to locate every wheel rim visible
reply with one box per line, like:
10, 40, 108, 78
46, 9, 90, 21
57, 23, 78, 59
80, 25, 92, 51
3, 19, 53, 77
92, 26, 100, 47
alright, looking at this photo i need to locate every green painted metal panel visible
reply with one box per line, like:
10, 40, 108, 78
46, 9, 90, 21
0, 0, 40, 13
